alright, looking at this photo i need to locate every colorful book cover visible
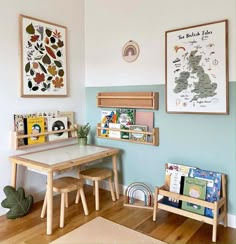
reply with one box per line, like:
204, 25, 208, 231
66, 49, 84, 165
14, 113, 36, 146
47, 117, 68, 141
109, 123, 121, 138
116, 109, 135, 139
164, 163, 196, 207
129, 125, 147, 142
37, 111, 59, 118
59, 111, 76, 137
101, 111, 117, 137
181, 177, 207, 215
25, 117, 45, 145
116, 109, 135, 126
189, 168, 222, 218
37, 111, 60, 135
135, 111, 154, 142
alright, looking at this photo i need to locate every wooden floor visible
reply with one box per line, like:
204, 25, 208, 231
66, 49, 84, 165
0, 185, 235, 244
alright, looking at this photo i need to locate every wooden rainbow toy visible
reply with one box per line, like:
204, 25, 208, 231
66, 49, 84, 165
124, 182, 153, 209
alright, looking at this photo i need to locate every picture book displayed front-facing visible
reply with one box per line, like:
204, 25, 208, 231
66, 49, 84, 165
153, 163, 227, 243
13, 111, 76, 149
96, 92, 159, 146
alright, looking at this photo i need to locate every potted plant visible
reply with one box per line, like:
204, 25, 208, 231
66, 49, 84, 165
75, 123, 91, 146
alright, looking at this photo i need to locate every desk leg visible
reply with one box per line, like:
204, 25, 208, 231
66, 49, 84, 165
47, 172, 53, 235
112, 155, 119, 199
11, 163, 17, 188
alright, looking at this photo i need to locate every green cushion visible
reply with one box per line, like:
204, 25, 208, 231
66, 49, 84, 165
1, 185, 33, 219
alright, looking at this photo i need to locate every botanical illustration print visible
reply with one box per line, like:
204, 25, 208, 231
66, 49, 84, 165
166, 20, 227, 113
21, 16, 67, 96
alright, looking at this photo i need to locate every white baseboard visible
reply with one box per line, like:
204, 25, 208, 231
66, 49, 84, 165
227, 213, 236, 228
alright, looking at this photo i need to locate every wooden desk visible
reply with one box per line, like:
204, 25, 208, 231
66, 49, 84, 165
9, 144, 120, 235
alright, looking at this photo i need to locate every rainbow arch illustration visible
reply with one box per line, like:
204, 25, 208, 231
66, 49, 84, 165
124, 182, 153, 209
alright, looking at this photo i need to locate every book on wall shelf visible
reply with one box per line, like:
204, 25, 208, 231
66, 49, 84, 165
101, 110, 117, 137
135, 111, 154, 142
108, 123, 121, 138
37, 111, 59, 118
13, 111, 77, 149
181, 177, 207, 215
47, 117, 68, 141
14, 113, 36, 146
129, 125, 148, 142
37, 111, 60, 130
116, 109, 135, 125
116, 109, 135, 139
189, 168, 222, 218
59, 111, 76, 137
24, 116, 45, 145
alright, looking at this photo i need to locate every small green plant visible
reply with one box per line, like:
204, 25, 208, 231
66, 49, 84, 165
75, 123, 91, 138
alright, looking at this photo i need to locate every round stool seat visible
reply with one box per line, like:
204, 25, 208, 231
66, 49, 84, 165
80, 168, 112, 181
53, 177, 83, 193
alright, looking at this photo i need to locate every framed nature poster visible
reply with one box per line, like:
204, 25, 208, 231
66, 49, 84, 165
165, 20, 228, 114
19, 15, 68, 97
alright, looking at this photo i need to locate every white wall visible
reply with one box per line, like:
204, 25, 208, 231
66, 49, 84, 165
85, 0, 236, 87
0, 0, 85, 215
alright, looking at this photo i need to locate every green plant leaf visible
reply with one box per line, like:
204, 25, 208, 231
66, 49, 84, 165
38, 62, 47, 74
26, 23, 35, 35
30, 69, 34, 76
76, 123, 91, 138
43, 82, 47, 88
28, 80, 33, 89
1, 186, 33, 219
32, 86, 39, 91
54, 60, 62, 68
25, 62, 30, 73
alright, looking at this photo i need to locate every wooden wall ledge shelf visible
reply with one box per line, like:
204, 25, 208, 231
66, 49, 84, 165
15, 128, 75, 139
153, 174, 227, 242
12, 128, 77, 150
97, 92, 159, 110
96, 123, 159, 146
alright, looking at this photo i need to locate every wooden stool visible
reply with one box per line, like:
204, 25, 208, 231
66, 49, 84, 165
79, 168, 116, 211
41, 177, 88, 228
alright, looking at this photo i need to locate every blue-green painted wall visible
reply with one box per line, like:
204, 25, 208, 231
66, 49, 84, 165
86, 83, 236, 215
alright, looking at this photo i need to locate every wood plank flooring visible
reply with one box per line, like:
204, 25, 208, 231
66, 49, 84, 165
0, 185, 235, 244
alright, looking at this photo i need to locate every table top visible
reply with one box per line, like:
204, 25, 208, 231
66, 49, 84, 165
9, 144, 119, 172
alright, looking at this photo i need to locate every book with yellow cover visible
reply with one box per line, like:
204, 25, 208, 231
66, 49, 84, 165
24, 117, 45, 145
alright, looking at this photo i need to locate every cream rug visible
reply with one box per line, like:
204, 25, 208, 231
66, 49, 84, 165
50, 217, 166, 244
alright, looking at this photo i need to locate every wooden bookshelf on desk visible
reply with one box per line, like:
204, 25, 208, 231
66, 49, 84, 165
12, 127, 77, 150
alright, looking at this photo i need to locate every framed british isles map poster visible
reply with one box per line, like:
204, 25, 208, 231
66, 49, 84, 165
19, 15, 68, 97
165, 20, 228, 114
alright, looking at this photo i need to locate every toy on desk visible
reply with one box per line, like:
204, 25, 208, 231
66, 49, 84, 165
124, 182, 153, 209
